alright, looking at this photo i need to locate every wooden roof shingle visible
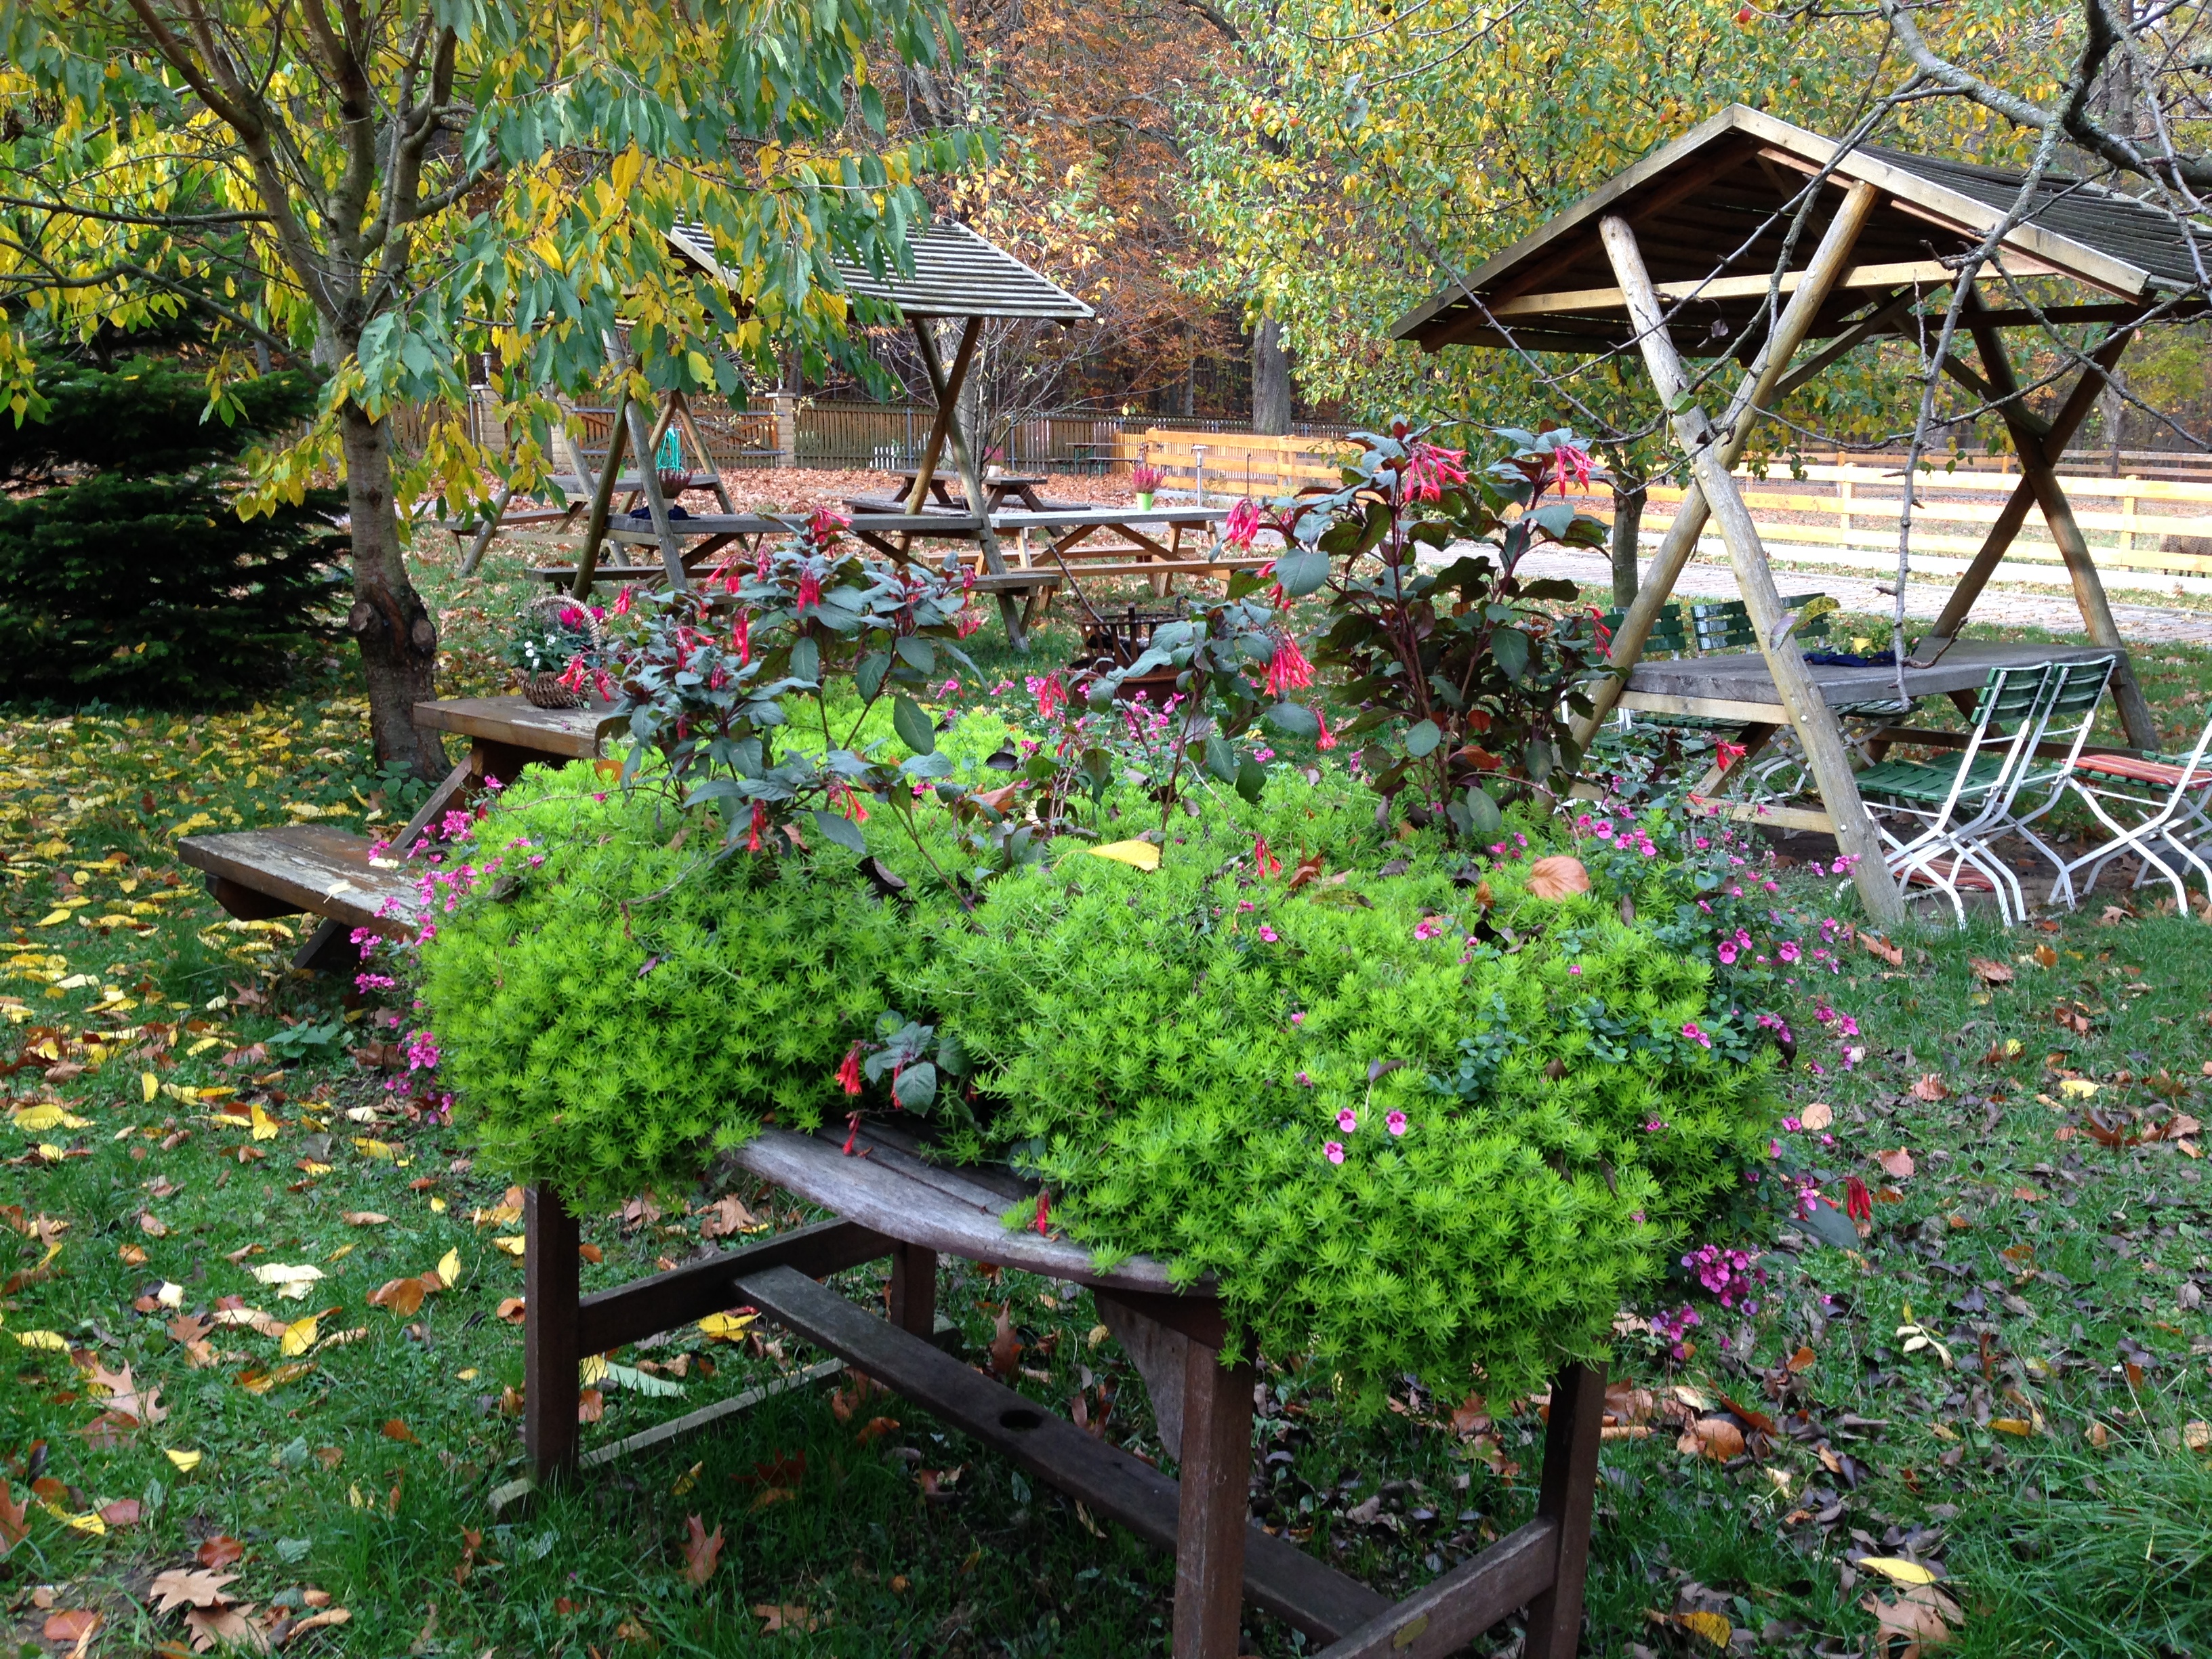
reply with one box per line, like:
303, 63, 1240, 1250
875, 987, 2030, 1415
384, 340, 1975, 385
668, 219, 1094, 325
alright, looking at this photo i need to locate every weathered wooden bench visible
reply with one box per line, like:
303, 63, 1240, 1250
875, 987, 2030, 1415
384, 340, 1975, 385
520, 1120, 1602, 1658
177, 699, 618, 971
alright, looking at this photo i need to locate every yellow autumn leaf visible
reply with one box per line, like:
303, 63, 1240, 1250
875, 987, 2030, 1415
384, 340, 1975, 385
280, 1315, 319, 1357
493, 1235, 527, 1257
1858, 1556, 1940, 1586
164, 1448, 203, 1471
1675, 1610, 1731, 1647
697, 1311, 756, 1340
1086, 839, 1161, 871
300, 1160, 333, 1177
10, 1103, 76, 1132
579, 1353, 609, 1386
428, 1196, 447, 1214
36, 909, 70, 926
186, 1036, 222, 1055
354, 1137, 395, 1160
436, 1248, 461, 1288
213, 1112, 252, 1129
142, 1071, 159, 1103
14, 1330, 69, 1351
251, 1103, 279, 1141
1990, 1417, 2036, 1436
42, 1502, 105, 1536
2059, 1079, 2099, 1100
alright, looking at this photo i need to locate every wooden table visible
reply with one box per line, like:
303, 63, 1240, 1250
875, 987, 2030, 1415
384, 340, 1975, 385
991, 506, 1245, 595
1620, 642, 2120, 832
520, 1122, 1603, 1658
892, 469, 1051, 511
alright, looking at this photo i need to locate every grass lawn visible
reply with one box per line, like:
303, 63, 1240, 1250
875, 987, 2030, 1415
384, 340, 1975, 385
3, 533, 2211, 1657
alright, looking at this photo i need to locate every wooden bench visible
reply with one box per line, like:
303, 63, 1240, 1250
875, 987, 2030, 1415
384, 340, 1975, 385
519, 1120, 1603, 1659
177, 699, 617, 971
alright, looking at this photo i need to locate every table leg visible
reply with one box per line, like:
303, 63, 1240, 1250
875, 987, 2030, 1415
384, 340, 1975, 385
1174, 1342, 1255, 1658
888, 1242, 937, 1340
1523, 1362, 1605, 1659
524, 1186, 583, 1481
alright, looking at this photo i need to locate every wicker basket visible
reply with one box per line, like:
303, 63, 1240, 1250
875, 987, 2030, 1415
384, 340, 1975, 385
518, 596, 607, 710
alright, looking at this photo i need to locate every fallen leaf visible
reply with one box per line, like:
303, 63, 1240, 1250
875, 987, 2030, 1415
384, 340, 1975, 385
1675, 1416, 1745, 1461
682, 1514, 724, 1586
1860, 930, 1904, 967
855, 1415, 901, 1444
341, 1211, 389, 1227
2032, 943, 2058, 968
495, 1296, 527, 1324
2183, 1420, 2211, 1452
165, 1448, 203, 1472
279, 1315, 319, 1357
98, 1497, 142, 1526
437, 1248, 461, 1287
1990, 1417, 2035, 1437
1524, 855, 1591, 900
1786, 1345, 1818, 1374
381, 1419, 417, 1443
1969, 958, 2014, 985
249, 1262, 323, 1300
695, 1195, 759, 1240
577, 1388, 604, 1423
696, 1311, 753, 1341
197, 1535, 246, 1569
148, 1566, 238, 1613
1799, 1101, 1833, 1131
118, 1244, 147, 1265
42, 1610, 101, 1645
752, 1605, 820, 1634
1911, 1075, 1949, 1102
1, 1481, 34, 1555
989, 1304, 1022, 1379
1859, 1556, 1939, 1586
184, 1601, 270, 1652
1671, 1609, 1732, 1648
1086, 838, 1160, 870
492, 1235, 526, 1257
367, 1276, 426, 1317
1860, 1582, 1961, 1656
1878, 1147, 1917, 1179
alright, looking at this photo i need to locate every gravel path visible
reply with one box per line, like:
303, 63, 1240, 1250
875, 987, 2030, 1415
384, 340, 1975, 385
1508, 548, 2212, 647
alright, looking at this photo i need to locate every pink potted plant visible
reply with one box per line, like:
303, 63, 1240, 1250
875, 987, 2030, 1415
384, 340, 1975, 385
1130, 459, 1164, 511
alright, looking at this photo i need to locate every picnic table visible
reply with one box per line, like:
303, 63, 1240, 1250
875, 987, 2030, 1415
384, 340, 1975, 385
1620, 641, 2124, 832
180, 697, 617, 971
518, 1120, 1603, 1659
890, 468, 1052, 512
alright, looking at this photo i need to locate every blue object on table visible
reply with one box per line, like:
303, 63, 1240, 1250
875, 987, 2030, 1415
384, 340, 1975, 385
656, 428, 684, 472
627, 504, 691, 520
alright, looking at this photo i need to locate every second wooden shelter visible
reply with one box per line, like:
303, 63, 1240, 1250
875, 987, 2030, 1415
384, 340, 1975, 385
1393, 104, 2211, 923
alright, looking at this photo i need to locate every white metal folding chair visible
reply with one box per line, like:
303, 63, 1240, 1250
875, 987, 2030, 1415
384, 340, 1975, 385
2056, 707, 2212, 916
1976, 657, 2119, 907
1853, 660, 2068, 927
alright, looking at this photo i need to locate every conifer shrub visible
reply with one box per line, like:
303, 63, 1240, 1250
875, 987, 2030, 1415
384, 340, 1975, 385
0, 352, 343, 703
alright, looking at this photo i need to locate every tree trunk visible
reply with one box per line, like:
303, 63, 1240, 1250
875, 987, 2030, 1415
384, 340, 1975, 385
339, 400, 447, 777
1252, 319, 1292, 436
1608, 474, 1646, 608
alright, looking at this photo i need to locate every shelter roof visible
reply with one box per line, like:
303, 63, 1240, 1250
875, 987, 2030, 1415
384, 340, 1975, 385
1391, 104, 2209, 356
667, 219, 1094, 325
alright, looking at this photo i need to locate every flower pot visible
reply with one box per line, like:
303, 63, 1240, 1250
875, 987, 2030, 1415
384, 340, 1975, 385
1134, 491, 1155, 511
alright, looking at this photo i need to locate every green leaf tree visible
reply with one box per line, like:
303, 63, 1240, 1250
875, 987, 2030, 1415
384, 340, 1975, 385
0, 0, 977, 768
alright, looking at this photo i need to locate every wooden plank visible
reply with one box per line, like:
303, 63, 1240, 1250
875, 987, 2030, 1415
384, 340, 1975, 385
1692, 798, 1837, 834
1310, 1520, 1559, 1659
729, 1128, 1192, 1296
411, 697, 617, 760
1523, 1365, 1606, 1659
179, 827, 424, 937
1176, 1344, 1256, 1659
575, 1218, 894, 1355
572, 384, 630, 600
734, 1264, 1389, 1643
525, 1186, 583, 1477
889, 1242, 937, 1342
1490, 257, 2030, 319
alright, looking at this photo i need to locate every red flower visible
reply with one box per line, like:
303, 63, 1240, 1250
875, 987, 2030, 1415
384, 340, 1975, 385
731, 610, 750, 665
837, 1043, 864, 1097
1404, 441, 1468, 504
842, 1110, 863, 1155
745, 800, 766, 854
613, 586, 633, 617
1315, 707, 1337, 752
1034, 1191, 1051, 1235
1845, 1176, 1872, 1222
1223, 497, 1265, 549
1032, 672, 1066, 721
807, 506, 851, 544
1265, 633, 1314, 698
796, 567, 823, 611
1552, 442, 1595, 493
1254, 834, 1282, 877
830, 783, 869, 824
1715, 740, 1748, 773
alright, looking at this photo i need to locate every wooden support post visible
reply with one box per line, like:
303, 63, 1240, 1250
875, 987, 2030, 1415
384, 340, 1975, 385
670, 391, 737, 513
888, 1242, 937, 1341
459, 485, 516, 577
523, 1186, 583, 1479
1601, 214, 1906, 926
1929, 327, 2131, 640
1522, 1364, 1607, 1659
1174, 1344, 1256, 1659
1572, 181, 1883, 750
905, 319, 981, 515
603, 337, 687, 590
571, 388, 632, 600
1951, 313, 2156, 747
912, 317, 1027, 650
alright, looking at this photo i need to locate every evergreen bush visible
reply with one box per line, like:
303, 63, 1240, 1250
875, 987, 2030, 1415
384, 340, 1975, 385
0, 353, 344, 703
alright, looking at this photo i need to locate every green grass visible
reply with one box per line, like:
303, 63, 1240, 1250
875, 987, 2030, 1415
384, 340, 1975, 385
3, 536, 2212, 1656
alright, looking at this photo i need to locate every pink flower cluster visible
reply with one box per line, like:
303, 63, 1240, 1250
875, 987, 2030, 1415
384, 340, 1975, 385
1681, 1244, 1765, 1312
1649, 1303, 1702, 1359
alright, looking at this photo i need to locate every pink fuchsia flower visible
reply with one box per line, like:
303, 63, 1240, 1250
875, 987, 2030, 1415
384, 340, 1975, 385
1254, 834, 1282, 877
806, 506, 851, 542
1028, 672, 1067, 721
1265, 634, 1315, 697
1223, 497, 1265, 549
1385, 1110, 1407, 1136
1714, 739, 1747, 772
731, 611, 751, 665
613, 586, 633, 617
1404, 441, 1469, 504
1290, 1010, 1305, 1026
1296, 1070, 1313, 1086
1413, 917, 1443, 941
1315, 707, 1337, 751
1568, 963, 1583, 976
1324, 1141, 1346, 1165
1681, 1021, 1712, 1049
796, 566, 823, 611
838, 1044, 864, 1096
1336, 1108, 1358, 1133
1551, 442, 1594, 493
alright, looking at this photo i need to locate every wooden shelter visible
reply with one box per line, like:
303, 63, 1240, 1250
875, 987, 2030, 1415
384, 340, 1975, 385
661, 219, 1095, 642
1392, 104, 2210, 923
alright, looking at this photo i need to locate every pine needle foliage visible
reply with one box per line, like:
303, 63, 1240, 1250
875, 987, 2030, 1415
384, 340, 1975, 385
420, 766, 1779, 1406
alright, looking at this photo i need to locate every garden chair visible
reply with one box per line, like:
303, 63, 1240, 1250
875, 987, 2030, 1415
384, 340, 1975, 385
2053, 706, 2212, 916
1968, 656, 2118, 908
1851, 657, 2110, 927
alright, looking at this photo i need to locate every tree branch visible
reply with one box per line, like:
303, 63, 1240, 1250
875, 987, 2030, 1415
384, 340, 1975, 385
0, 194, 273, 226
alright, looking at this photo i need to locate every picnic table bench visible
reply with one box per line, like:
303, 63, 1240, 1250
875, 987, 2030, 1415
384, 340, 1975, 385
518, 1120, 1602, 1658
177, 698, 617, 971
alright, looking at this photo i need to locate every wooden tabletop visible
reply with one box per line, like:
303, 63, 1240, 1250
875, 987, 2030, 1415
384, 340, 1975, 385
1624, 641, 2115, 710
991, 506, 1229, 529
413, 697, 621, 758
732, 1123, 1202, 1299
